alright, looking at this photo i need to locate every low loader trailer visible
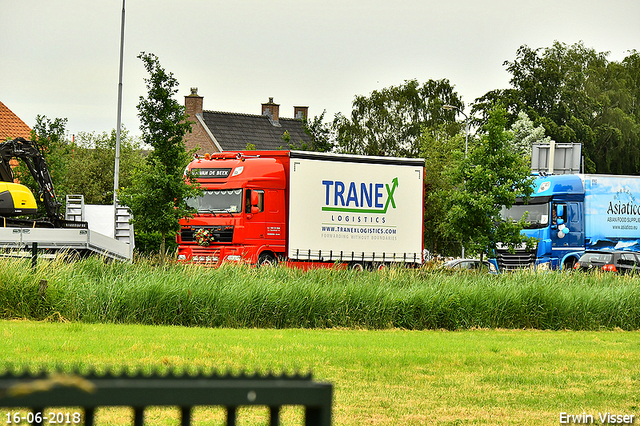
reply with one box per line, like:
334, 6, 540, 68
0, 226, 130, 261
0, 138, 132, 261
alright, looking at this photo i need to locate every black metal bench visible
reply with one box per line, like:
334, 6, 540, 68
0, 367, 332, 425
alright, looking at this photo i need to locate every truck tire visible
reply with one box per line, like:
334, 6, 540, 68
375, 263, 388, 271
258, 252, 277, 267
349, 262, 365, 271
563, 257, 577, 271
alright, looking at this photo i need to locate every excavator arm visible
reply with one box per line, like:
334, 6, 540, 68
0, 138, 84, 228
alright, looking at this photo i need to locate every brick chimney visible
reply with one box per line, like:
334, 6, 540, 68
185, 87, 203, 118
261, 97, 280, 122
294, 106, 309, 120
183, 87, 220, 154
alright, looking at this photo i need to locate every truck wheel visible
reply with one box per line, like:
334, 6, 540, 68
563, 258, 577, 271
349, 262, 365, 271
258, 253, 277, 267
375, 263, 387, 271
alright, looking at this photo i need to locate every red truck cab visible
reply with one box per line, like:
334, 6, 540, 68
177, 151, 290, 265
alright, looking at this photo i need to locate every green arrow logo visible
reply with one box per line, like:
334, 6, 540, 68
384, 177, 398, 211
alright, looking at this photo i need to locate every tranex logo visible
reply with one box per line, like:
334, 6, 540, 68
321, 178, 398, 214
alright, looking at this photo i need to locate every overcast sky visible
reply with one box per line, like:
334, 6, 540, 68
2, 0, 639, 139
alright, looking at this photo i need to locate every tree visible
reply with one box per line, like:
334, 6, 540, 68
66, 128, 145, 204
439, 107, 534, 259
334, 79, 464, 157
510, 111, 552, 158
14, 122, 145, 214
287, 110, 335, 152
418, 126, 466, 256
30, 115, 68, 146
473, 42, 640, 174
119, 52, 199, 258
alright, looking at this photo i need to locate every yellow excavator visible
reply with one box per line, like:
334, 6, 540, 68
0, 137, 86, 228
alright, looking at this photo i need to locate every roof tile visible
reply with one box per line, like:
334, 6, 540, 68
0, 101, 31, 141
202, 111, 311, 151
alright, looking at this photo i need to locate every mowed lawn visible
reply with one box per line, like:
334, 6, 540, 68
1, 320, 639, 425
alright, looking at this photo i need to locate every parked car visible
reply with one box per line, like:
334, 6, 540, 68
573, 250, 640, 274
443, 258, 497, 273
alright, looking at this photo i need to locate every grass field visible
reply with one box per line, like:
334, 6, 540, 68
1, 320, 639, 425
2, 258, 640, 424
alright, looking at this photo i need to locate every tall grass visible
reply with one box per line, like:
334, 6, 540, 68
1, 257, 639, 330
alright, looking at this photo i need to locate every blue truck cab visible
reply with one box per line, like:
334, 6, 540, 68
495, 174, 640, 271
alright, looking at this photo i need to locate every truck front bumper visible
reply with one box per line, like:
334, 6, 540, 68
177, 245, 247, 265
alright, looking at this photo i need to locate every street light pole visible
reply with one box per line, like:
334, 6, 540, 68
114, 0, 125, 207
443, 104, 470, 259
111, 0, 125, 241
442, 104, 468, 157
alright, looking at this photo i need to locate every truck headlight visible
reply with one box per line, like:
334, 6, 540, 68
226, 255, 242, 261
177, 254, 186, 260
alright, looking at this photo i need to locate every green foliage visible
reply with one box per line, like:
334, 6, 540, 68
473, 42, 640, 174
30, 115, 68, 149
135, 52, 194, 171
280, 130, 291, 146
12, 118, 144, 221
288, 110, 335, 152
418, 126, 465, 256
133, 230, 178, 255
334, 79, 463, 157
119, 52, 200, 257
509, 111, 552, 158
440, 107, 534, 257
66, 128, 145, 204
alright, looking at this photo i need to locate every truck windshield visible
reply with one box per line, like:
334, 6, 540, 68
500, 203, 549, 229
186, 189, 243, 213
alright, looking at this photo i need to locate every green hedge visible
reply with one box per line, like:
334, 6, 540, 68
1, 257, 639, 330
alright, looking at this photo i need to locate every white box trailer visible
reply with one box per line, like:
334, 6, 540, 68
287, 151, 425, 265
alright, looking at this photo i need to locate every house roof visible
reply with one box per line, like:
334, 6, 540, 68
201, 110, 311, 151
0, 101, 31, 141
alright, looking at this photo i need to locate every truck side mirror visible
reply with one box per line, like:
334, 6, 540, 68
251, 190, 261, 207
250, 190, 264, 213
556, 205, 564, 218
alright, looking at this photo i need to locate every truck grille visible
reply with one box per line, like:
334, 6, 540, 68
181, 226, 234, 243
496, 249, 536, 270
